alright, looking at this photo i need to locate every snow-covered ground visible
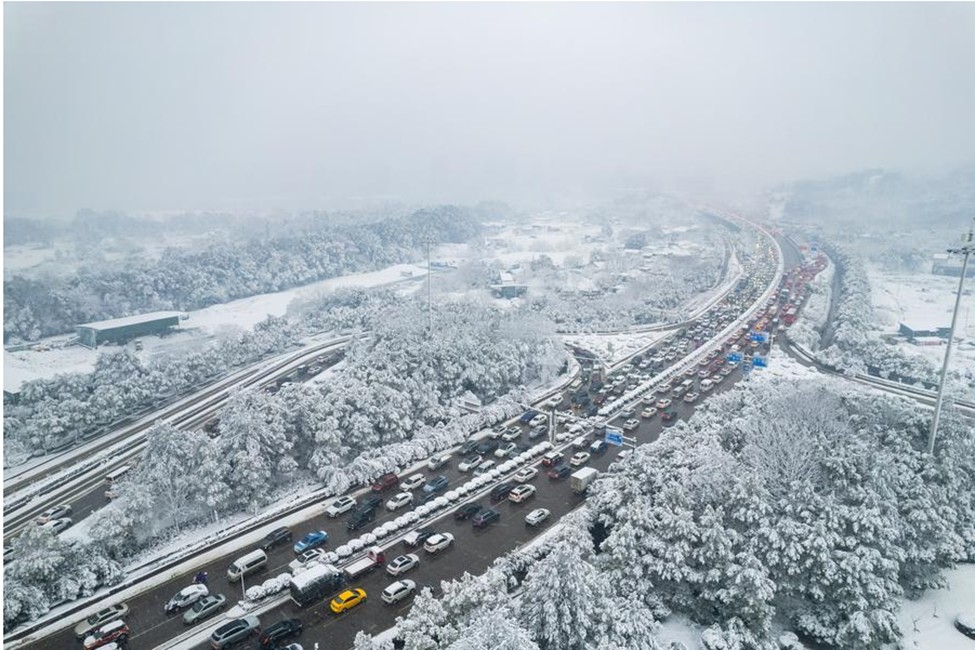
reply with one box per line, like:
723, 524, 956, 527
561, 330, 675, 367
3, 262, 429, 392
867, 265, 975, 371
183, 262, 428, 333
893, 563, 975, 649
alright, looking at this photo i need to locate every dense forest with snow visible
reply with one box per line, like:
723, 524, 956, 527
352, 373, 974, 650
2, 296, 567, 628
3, 205, 480, 341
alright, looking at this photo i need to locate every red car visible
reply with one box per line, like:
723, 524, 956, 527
661, 409, 678, 424
371, 472, 399, 493
83, 620, 130, 650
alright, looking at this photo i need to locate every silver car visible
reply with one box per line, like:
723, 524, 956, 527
74, 603, 129, 639
183, 593, 227, 625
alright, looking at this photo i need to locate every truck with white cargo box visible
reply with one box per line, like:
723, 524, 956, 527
289, 562, 343, 607
570, 467, 598, 494
343, 546, 386, 581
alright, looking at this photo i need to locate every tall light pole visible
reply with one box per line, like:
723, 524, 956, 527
426, 237, 433, 333
928, 218, 975, 454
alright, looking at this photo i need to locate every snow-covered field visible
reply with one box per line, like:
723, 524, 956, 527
867, 265, 975, 371
561, 330, 675, 366
894, 562, 975, 649
3, 262, 429, 392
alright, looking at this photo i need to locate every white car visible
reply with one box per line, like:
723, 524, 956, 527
547, 394, 564, 408
36, 504, 72, 525
569, 452, 590, 467
427, 454, 450, 471
458, 455, 483, 472
514, 466, 538, 483
622, 419, 640, 432
621, 406, 636, 418
42, 517, 73, 534
386, 553, 419, 576
525, 508, 551, 527
386, 492, 414, 511
423, 533, 454, 554
473, 460, 496, 475
381, 579, 417, 605
642, 395, 657, 406
289, 548, 328, 573
495, 442, 518, 458
571, 436, 589, 449
501, 428, 521, 442
656, 397, 672, 409
528, 414, 547, 428
400, 474, 425, 491
325, 495, 356, 518
164, 583, 208, 613
640, 407, 657, 419
683, 392, 700, 403
508, 484, 536, 503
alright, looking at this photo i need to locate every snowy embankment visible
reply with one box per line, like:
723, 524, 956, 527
892, 563, 975, 649
787, 255, 834, 351
560, 329, 675, 367
2, 262, 429, 392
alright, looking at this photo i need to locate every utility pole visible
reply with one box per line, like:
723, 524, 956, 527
426, 238, 433, 333
928, 218, 975, 454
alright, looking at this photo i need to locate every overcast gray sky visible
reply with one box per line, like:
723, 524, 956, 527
5, 2, 975, 215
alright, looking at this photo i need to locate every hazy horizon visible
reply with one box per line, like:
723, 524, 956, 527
5, 2, 975, 216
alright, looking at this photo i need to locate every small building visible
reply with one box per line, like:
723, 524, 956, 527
76, 311, 182, 349
932, 253, 975, 277
898, 321, 951, 342
491, 283, 528, 299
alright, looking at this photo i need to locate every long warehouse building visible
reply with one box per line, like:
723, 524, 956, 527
76, 311, 182, 349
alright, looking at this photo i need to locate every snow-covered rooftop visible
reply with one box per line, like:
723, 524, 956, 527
77, 311, 182, 331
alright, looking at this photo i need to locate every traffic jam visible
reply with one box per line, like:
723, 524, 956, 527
39, 242, 822, 650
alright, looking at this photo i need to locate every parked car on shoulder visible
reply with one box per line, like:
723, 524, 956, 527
324, 495, 356, 518
371, 472, 400, 493
75, 603, 129, 639
260, 526, 293, 551
427, 454, 450, 471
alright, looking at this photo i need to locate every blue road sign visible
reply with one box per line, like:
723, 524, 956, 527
749, 332, 768, 342
605, 429, 624, 447
752, 356, 767, 368
726, 352, 743, 362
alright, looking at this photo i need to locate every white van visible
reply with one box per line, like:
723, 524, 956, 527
227, 549, 267, 582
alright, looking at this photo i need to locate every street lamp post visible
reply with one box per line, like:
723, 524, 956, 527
928, 218, 975, 455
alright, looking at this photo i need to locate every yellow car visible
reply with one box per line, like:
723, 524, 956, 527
329, 588, 367, 614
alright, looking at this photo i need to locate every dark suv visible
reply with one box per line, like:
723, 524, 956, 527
259, 526, 293, 551
258, 618, 302, 649
356, 494, 383, 514
476, 439, 500, 455
371, 472, 399, 493
346, 509, 375, 531
472, 509, 500, 528
457, 440, 478, 456
489, 482, 516, 502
